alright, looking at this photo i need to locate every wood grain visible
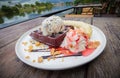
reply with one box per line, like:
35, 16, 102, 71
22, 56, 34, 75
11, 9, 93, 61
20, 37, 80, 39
0, 17, 92, 78
0, 17, 45, 48
87, 17, 120, 78
0, 17, 120, 78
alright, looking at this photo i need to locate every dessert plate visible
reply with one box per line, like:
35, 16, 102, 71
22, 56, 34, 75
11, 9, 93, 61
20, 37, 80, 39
15, 25, 106, 70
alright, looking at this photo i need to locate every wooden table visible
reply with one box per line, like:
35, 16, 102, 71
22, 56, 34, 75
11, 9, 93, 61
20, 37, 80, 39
0, 17, 120, 78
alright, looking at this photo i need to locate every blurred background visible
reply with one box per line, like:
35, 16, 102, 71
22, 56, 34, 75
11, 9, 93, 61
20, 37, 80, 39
0, 0, 120, 28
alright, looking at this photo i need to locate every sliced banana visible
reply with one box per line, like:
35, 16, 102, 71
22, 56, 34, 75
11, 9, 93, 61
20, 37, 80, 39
64, 20, 92, 38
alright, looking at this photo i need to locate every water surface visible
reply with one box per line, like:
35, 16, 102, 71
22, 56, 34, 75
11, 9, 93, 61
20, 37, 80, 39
0, 6, 73, 28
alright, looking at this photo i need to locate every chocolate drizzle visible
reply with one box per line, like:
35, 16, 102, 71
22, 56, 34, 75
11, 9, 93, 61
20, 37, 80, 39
31, 49, 49, 52
42, 53, 82, 59
31, 49, 82, 59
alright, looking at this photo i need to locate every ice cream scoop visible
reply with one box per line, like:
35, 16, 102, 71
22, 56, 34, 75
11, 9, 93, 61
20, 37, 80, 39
41, 16, 64, 36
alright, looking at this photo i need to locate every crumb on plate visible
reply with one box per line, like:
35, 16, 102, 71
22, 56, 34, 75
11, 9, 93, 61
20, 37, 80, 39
54, 51, 61, 55
35, 42, 41, 46
61, 58, 64, 62
22, 42, 28, 46
24, 49, 27, 51
50, 48, 55, 55
28, 45, 33, 49
28, 45, 33, 52
52, 56, 56, 60
38, 57, 43, 63
25, 56, 30, 59
29, 39, 35, 44
32, 60, 36, 63
47, 57, 52, 61
50, 48, 61, 56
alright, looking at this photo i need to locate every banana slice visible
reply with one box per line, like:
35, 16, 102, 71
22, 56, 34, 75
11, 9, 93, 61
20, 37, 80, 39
64, 20, 92, 38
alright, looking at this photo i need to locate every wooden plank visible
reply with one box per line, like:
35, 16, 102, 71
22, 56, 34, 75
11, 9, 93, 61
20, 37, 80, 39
0, 41, 49, 78
81, 12, 93, 14
0, 40, 87, 78
0, 17, 45, 48
82, 8, 93, 13
45, 66, 87, 78
65, 14, 93, 18
0, 17, 92, 78
87, 17, 120, 78
1, 17, 120, 78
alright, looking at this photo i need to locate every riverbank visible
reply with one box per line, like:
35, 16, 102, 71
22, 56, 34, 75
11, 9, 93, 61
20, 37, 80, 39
0, 2, 53, 22
0, 6, 73, 29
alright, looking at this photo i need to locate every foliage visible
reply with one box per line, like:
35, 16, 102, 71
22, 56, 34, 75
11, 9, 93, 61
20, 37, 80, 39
31, 4, 35, 7
0, 1, 53, 19
35, 1, 41, 6
12, 6, 19, 14
0, 17, 4, 24
74, 0, 100, 5
15, 3, 22, 8
65, 2, 73, 6
1, 6, 13, 13
74, 0, 81, 5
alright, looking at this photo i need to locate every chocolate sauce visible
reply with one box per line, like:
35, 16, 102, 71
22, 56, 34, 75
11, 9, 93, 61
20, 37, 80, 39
42, 53, 82, 59
31, 49, 49, 52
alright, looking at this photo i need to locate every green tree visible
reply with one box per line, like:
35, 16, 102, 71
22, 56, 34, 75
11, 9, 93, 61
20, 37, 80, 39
74, 0, 100, 5
0, 2, 53, 19
65, 2, 73, 6
1, 6, 13, 13
15, 3, 22, 8
74, 0, 82, 5
1, 6, 13, 17
0, 17, 4, 24
35, 1, 41, 6
24, 4, 30, 8
45, 2, 53, 9
31, 4, 35, 7
11, 6, 19, 15
19, 12, 25, 16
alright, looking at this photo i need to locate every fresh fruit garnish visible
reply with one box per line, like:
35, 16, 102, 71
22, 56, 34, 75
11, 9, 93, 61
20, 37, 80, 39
82, 48, 95, 56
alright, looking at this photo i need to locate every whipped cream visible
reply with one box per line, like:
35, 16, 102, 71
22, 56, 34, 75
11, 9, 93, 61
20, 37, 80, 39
61, 29, 87, 53
41, 16, 64, 36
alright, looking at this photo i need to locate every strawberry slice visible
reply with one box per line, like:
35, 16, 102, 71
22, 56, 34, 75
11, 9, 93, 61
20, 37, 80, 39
82, 48, 95, 56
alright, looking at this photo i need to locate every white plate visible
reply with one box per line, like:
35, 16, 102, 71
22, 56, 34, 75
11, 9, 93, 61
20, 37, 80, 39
15, 25, 106, 70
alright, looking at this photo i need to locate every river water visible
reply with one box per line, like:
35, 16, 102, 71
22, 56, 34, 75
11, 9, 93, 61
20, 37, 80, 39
0, 6, 73, 28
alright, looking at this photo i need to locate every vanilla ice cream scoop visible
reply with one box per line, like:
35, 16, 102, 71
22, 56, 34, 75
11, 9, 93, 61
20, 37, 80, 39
41, 16, 64, 36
